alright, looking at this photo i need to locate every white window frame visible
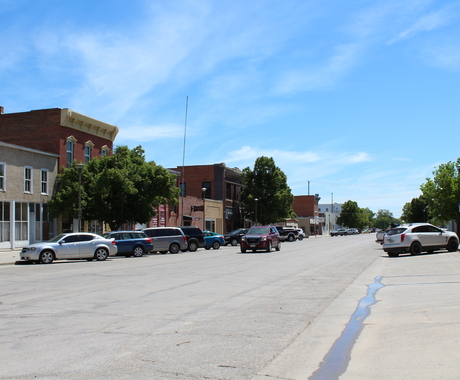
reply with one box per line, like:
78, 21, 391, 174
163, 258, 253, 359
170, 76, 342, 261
41, 169, 49, 195
24, 166, 33, 194
0, 162, 5, 191
66, 136, 77, 168
85, 141, 94, 163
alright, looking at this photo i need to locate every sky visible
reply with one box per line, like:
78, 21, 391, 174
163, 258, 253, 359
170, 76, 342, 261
2, 0, 460, 217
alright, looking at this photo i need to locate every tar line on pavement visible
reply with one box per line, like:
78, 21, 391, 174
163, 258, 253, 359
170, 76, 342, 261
309, 276, 385, 380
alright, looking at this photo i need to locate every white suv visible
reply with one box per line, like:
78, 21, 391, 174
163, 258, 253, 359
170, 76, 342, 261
382, 223, 459, 257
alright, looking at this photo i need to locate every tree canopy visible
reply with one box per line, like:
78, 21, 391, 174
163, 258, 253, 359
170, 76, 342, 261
49, 145, 180, 231
420, 159, 460, 233
401, 196, 428, 223
336, 200, 371, 229
240, 156, 295, 225
373, 209, 399, 231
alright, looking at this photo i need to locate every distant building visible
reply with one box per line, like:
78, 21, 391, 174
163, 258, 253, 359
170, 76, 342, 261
292, 194, 322, 235
169, 163, 243, 234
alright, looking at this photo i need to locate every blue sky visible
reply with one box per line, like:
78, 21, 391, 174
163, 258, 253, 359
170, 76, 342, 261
2, 0, 460, 217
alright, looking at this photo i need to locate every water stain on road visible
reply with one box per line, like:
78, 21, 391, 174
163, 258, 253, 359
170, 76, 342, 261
309, 276, 385, 380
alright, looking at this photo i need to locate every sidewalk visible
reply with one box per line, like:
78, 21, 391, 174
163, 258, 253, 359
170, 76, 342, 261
0, 249, 21, 265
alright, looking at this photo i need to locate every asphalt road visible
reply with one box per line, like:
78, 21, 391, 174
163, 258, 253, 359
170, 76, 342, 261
0, 235, 395, 379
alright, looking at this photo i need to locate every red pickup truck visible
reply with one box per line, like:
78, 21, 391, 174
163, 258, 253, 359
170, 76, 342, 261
240, 225, 281, 253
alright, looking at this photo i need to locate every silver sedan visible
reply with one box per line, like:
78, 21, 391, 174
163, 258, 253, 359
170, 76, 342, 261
20, 232, 118, 264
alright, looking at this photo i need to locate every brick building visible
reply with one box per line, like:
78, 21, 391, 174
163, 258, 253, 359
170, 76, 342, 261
292, 194, 323, 235
0, 107, 119, 234
170, 163, 244, 234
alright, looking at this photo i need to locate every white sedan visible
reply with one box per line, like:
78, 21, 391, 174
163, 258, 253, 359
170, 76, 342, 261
20, 233, 118, 264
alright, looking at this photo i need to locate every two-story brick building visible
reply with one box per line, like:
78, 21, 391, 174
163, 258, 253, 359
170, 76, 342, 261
0, 107, 119, 236
170, 163, 244, 234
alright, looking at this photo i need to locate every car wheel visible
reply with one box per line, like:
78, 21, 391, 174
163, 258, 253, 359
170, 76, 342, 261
240, 248, 246, 253
298, 235, 304, 241
212, 241, 221, 250
447, 238, 459, 252
288, 235, 295, 242
169, 243, 180, 254
95, 248, 108, 261
266, 241, 272, 252
275, 242, 281, 251
387, 252, 399, 257
39, 250, 54, 264
133, 246, 144, 257
231, 238, 238, 246
188, 241, 198, 252
409, 242, 422, 256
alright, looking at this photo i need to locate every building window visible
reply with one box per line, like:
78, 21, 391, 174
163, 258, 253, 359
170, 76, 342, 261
0, 163, 5, 191
202, 182, 211, 198
101, 145, 109, 157
85, 141, 94, 163
0, 201, 11, 242
66, 136, 77, 168
24, 166, 33, 194
41, 169, 49, 195
15, 202, 28, 241
180, 183, 186, 197
226, 182, 232, 200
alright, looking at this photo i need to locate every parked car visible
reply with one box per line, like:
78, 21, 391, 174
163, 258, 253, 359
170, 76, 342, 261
224, 228, 248, 246
143, 227, 187, 254
275, 226, 299, 242
102, 231, 153, 257
19, 232, 118, 264
382, 223, 459, 257
240, 225, 281, 253
203, 231, 225, 250
295, 228, 308, 240
331, 228, 348, 237
178, 226, 206, 251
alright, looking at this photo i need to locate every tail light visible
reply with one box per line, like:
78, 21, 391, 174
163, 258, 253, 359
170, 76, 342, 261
400, 233, 405, 243
111, 240, 117, 246
146, 238, 152, 243
183, 236, 187, 242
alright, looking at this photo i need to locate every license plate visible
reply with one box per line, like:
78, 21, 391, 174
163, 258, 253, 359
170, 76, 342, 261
250, 244, 256, 247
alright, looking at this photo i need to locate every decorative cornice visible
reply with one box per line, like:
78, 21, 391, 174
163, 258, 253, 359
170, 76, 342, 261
60, 109, 119, 141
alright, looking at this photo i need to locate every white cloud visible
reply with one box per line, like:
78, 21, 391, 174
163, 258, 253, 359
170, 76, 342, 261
388, 5, 460, 44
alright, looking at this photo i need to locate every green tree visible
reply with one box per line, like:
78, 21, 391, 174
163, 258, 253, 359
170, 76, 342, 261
420, 159, 460, 233
240, 156, 295, 225
337, 200, 362, 228
401, 196, 428, 223
49, 145, 179, 231
360, 207, 375, 229
373, 209, 399, 231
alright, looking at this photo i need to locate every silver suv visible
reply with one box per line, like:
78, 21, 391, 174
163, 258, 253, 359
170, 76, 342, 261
382, 223, 459, 257
142, 227, 188, 254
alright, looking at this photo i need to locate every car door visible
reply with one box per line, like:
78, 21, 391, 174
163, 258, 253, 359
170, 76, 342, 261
55, 234, 80, 259
112, 233, 129, 254
411, 226, 432, 248
77, 234, 97, 258
425, 225, 446, 247
150, 229, 167, 251
270, 226, 280, 246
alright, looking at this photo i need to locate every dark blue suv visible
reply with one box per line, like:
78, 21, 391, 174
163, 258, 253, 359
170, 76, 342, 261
102, 231, 153, 257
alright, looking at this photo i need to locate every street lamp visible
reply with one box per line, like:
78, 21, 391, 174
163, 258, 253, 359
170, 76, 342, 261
254, 198, 258, 225
77, 163, 84, 232
202, 187, 207, 231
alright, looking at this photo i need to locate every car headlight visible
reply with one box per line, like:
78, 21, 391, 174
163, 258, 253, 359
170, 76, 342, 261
30, 247, 37, 251
241, 236, 246, 241
261, 236, 267, 241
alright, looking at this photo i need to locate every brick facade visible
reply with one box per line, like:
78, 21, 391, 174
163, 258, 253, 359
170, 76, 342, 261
0, 108, 118, 170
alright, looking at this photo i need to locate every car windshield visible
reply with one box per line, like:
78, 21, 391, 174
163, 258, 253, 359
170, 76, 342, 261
247, 227, 269, 235
386, 228, 407, 235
